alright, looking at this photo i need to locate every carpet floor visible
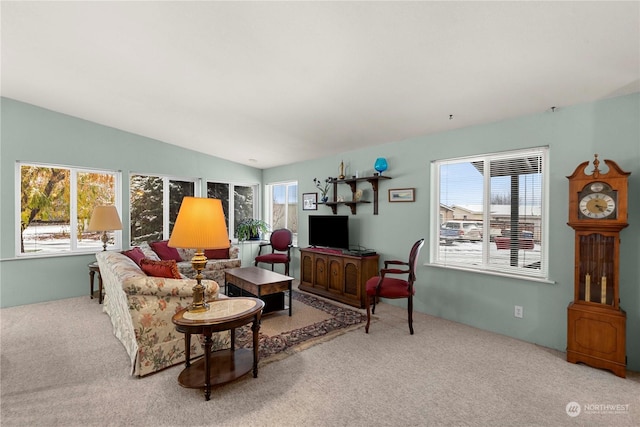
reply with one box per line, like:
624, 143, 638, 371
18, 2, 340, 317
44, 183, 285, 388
1, 286, 639, 426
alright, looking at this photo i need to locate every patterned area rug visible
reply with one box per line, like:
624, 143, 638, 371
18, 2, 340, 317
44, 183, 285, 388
235, 290, 368, 364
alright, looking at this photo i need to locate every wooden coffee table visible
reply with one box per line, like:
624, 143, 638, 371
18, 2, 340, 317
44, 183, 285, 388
172, 297, 265, 401
225, 266, 293, 316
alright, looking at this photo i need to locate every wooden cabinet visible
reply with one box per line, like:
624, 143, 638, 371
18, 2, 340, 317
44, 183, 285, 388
299, 248, 379, 308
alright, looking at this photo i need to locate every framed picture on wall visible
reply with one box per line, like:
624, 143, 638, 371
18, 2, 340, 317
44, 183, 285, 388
303, 192, 318, 210
388, 188, 415, 202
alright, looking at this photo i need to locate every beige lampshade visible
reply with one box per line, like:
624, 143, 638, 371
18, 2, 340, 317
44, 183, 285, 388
168, 197, 230, 250
87, 205, 123, 232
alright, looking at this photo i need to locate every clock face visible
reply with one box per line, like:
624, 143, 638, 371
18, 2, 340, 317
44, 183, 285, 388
579, 193, 616, 219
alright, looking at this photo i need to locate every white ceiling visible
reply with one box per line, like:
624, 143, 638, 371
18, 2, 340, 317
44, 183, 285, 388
2, 1, 639, 169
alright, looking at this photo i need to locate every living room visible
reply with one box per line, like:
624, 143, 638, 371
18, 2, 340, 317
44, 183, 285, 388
1, 2, 639, 424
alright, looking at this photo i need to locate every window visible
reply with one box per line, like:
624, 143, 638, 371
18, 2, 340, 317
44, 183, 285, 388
130, 174, 196, 245
207, 181, 259, 240
431, 147, 548, 279
266, 181, 298, 244
18, 162, 120, 256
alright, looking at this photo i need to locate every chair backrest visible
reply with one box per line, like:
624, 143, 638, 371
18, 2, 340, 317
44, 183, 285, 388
270, 228, 293, 252
408, 238, 425, 283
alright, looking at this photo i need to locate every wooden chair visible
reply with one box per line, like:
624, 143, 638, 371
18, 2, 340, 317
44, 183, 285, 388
365, 238, 425, 335
254, 228, 293, 275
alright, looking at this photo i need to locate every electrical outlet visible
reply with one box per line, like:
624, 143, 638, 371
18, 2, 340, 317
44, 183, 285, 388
514, 305, 523, 318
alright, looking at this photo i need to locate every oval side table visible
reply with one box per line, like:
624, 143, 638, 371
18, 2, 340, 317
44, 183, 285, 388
172, 297, 265, 401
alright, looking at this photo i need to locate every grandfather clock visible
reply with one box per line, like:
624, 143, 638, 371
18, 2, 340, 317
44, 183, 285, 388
566, 154, 630, 378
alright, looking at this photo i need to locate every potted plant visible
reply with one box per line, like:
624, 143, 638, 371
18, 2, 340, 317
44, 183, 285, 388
236, 218, 270, 241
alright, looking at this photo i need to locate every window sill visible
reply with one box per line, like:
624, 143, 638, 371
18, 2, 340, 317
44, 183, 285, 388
425, 262, 556, 285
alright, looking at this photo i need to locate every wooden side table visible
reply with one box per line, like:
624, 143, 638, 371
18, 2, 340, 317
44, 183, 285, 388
88, 262, 103, 304
172, 297, 265, 401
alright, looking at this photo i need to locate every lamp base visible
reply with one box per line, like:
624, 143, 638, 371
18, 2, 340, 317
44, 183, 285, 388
187, 300, 209, 313
101, 231, 109, 251
187, 251, 209, 312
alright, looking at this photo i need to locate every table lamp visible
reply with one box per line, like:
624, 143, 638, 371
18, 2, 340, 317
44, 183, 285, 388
168, 197, 230, 312
87, 205, 123, 251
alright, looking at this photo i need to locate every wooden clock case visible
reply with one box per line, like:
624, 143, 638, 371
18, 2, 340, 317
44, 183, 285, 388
566, 155, 630, 378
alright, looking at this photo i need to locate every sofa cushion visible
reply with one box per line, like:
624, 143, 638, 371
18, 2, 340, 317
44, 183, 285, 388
138, 242, 161, 261
121, 247, 146, 266
176, 247, 196, 261
140, 259, 182, 279
150, 240, 182, 262
205, 247, 230, 259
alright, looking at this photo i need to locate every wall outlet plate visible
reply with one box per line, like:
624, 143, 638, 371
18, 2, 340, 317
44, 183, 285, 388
514, 305, 523, 318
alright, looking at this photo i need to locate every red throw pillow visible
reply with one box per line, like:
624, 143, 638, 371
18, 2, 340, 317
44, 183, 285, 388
150, 240, 182, 262
204, 248, 230, 260
140, 259, 182, 279
121, 247, 146, 266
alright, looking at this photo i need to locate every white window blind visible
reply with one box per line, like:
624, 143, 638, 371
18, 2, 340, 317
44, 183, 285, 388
431, 147, 548, 279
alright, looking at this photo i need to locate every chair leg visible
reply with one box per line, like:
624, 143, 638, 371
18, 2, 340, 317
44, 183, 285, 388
284, 263, 289, 276
365, 294, 371, 333
408, 295, 414, 335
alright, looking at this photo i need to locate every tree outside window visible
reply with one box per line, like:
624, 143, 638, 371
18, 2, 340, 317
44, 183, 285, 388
19, 163, 118, 255
130, 174, 195, 245
207, 181, 258, 240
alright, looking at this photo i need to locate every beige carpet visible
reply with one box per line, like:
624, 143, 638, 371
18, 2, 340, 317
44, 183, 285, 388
1, 288, 638, 426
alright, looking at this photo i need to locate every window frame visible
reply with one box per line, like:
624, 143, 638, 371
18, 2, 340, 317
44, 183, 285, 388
429, 147, 550, 281
16, 161, 122, 258
265, 180, 298, 245
129, 172, 200, 245
206, 180, 260, 242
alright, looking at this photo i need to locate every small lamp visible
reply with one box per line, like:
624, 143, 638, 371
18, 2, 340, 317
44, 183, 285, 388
87, 205, 123, 251
168, 197, 230, 313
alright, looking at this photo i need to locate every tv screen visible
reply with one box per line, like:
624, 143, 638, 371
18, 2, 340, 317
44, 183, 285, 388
308, 215, 349, 249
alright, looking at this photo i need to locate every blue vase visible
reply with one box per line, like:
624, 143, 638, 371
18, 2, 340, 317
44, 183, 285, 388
321, 196, 328, 203
374, 158, 388, 175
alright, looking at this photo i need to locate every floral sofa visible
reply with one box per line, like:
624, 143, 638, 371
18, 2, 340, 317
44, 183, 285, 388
139, 241, 241, 286
96, 250, 231, 377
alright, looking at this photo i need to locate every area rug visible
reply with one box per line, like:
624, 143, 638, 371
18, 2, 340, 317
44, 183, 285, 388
234, 290, 368, 364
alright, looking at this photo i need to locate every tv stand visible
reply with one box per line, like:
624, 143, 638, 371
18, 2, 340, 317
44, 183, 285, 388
299, 247, 379, 308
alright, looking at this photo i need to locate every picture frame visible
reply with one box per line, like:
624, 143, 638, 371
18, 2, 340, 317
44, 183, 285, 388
303, 192, 318, 210
388, 188, 415, 202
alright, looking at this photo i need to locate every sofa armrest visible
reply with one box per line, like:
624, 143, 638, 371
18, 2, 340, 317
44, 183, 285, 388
123, 276, 219, 299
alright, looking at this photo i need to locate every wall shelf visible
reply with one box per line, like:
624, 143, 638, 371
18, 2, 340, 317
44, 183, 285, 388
321, 175, 391, 215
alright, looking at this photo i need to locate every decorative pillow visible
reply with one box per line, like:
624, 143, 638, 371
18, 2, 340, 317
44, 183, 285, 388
121, 247, 146, 266
204, 247, 230, 260
138, 242, 161, 261
149, 240, 182, 262
139, 259, 182, 279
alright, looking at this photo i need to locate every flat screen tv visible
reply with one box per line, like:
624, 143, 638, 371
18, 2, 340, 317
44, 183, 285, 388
308, 215, 349, 249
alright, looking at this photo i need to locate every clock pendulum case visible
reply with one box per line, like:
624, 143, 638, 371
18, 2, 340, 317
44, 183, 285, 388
566, 154, 630, 378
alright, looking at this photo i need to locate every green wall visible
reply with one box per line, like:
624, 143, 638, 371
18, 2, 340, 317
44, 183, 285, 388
2, 94, 639, 371
0, 98, 262, 306
263, 93, 640, 371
